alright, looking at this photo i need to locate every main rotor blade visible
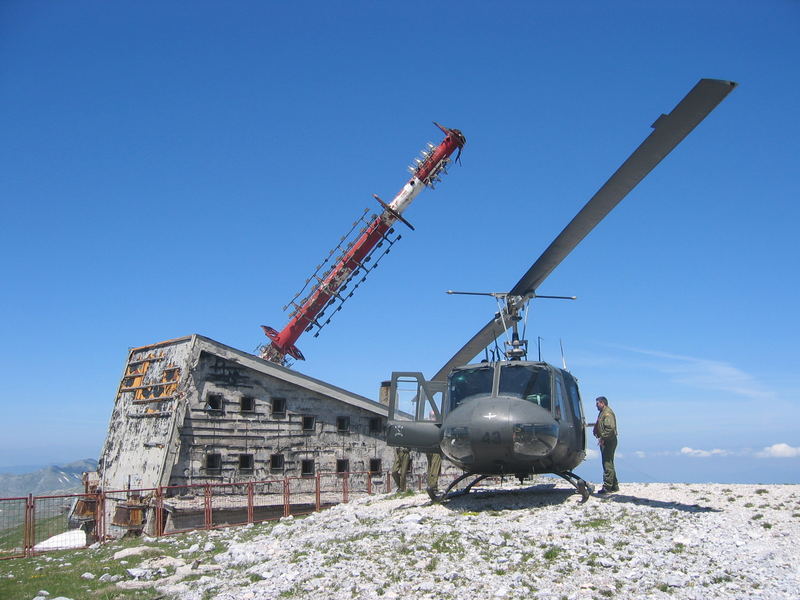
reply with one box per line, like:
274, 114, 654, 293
431, 78, 737, 382
510, 78, 736, 297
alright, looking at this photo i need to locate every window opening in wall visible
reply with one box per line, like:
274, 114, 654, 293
271, 397, 286, 417
301, 459, 315, 477
270, 454, 284, 471
238, 454, 254, 472
336, 458, 350, 474
369, 458, 382, 473
206, 394, 224, 416
369, 417, 383, 433
337, 416, 350, 433
205, 453, 222, 473
240, 396, 255, 412
301, 415, 316, 431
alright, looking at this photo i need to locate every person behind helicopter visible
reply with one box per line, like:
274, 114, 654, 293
425, 409, 443, 495
391, 446, 410, 492
593, 396, 619, 494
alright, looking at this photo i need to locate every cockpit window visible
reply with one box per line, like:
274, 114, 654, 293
449, 366, 494, 409
498, 364, 551, 410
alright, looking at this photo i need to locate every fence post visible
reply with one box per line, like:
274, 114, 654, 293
204, 484, 212, 530
283, 478, 290, 518
24, 494, 34, 557
154, 488, 163, 537
367, 471, 372, 495
247, 482, 254, 524
343, 472, 349, 504
386, 469, 391, 493
315, 472, 321, 512
95, 491, 105, 542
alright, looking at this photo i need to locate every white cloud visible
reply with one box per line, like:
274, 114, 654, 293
756, 443, 800, 458
680, 446, 731, 458
634, 450, 646, 459
585, 448, 599, 460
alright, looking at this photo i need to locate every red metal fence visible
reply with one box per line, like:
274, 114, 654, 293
0, 470, 446, 560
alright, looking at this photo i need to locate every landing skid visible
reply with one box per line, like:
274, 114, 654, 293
556, 471, 594, 503
428, 471, 593, 503
427, 472, 491, 503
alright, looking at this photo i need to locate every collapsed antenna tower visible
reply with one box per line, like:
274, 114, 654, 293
260, 122, 466, 365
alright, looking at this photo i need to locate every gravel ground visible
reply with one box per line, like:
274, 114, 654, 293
150, 481, 800, 600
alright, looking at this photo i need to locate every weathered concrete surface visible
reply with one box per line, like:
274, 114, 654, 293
96, 334, 444, 536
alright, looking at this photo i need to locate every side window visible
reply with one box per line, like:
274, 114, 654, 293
271, 397, 286, 417
563, 372, 584, 422
553, 373, 567, 421
206, 393, 224, 416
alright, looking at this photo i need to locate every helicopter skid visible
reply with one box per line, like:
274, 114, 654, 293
556, 471, 594, 503
428, 471, 593, 504
427, 472, 491, 503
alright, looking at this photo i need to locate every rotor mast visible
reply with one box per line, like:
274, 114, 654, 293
260, 123, 466, 365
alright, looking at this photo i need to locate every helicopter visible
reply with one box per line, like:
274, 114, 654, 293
386, 78, 737, 502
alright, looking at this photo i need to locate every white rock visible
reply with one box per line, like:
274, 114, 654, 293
125, 567, 153, 580
80, 572, 95, 580
33, 530, 85, 551
665, 573, 687, 587
113, 546, 154, 560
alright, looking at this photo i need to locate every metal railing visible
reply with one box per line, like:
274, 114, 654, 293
0, 470, 455, 560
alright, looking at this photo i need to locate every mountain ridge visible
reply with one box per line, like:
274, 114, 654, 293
0, 458, 97, 497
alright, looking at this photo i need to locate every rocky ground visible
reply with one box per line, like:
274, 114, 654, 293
158, 481, 800, 599
21, 481, 800, 599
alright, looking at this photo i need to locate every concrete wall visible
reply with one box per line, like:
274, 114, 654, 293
98, 337, 193, 492
98, 334, 429, 493
170, 349, 394, 485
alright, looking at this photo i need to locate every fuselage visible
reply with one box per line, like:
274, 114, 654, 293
440, 361, 587, 475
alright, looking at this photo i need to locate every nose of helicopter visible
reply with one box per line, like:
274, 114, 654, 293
441, 396, 559, 469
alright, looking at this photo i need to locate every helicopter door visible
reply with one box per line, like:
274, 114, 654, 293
562, 371, 587, 451
386, 372, 445, 451
553, 371, 576, 444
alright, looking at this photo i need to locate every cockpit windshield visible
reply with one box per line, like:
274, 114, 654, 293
498, 364, 551, 410
449, 366, 494, 409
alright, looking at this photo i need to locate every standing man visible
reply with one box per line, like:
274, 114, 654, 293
425, 450, 442, 499
391, 446, 410, 492
592, 396, 619, 494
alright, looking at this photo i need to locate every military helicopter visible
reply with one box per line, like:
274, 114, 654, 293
386, 78, 737, 502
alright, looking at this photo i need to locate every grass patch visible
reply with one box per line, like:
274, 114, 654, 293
575, 518, 610, 529
669, 543, 685, 554
542, 546, 562, 560
755, 489, 768, 495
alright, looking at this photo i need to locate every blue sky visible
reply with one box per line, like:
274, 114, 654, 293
1, 2, 798, 483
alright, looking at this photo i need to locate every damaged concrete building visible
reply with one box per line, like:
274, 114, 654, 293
98, 334, 410, 491
93, 334, 437, 534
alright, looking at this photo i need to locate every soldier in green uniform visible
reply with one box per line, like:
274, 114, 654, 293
425, 450, 442, 496
391, 446, 410, 492
592, 396, 619, 494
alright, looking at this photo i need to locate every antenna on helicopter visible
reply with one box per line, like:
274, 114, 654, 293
560, 338, 568, 370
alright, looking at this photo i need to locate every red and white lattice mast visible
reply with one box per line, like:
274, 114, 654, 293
260, 122, 466, 364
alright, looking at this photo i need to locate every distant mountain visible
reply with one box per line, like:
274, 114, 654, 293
0, 459, 97, 498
